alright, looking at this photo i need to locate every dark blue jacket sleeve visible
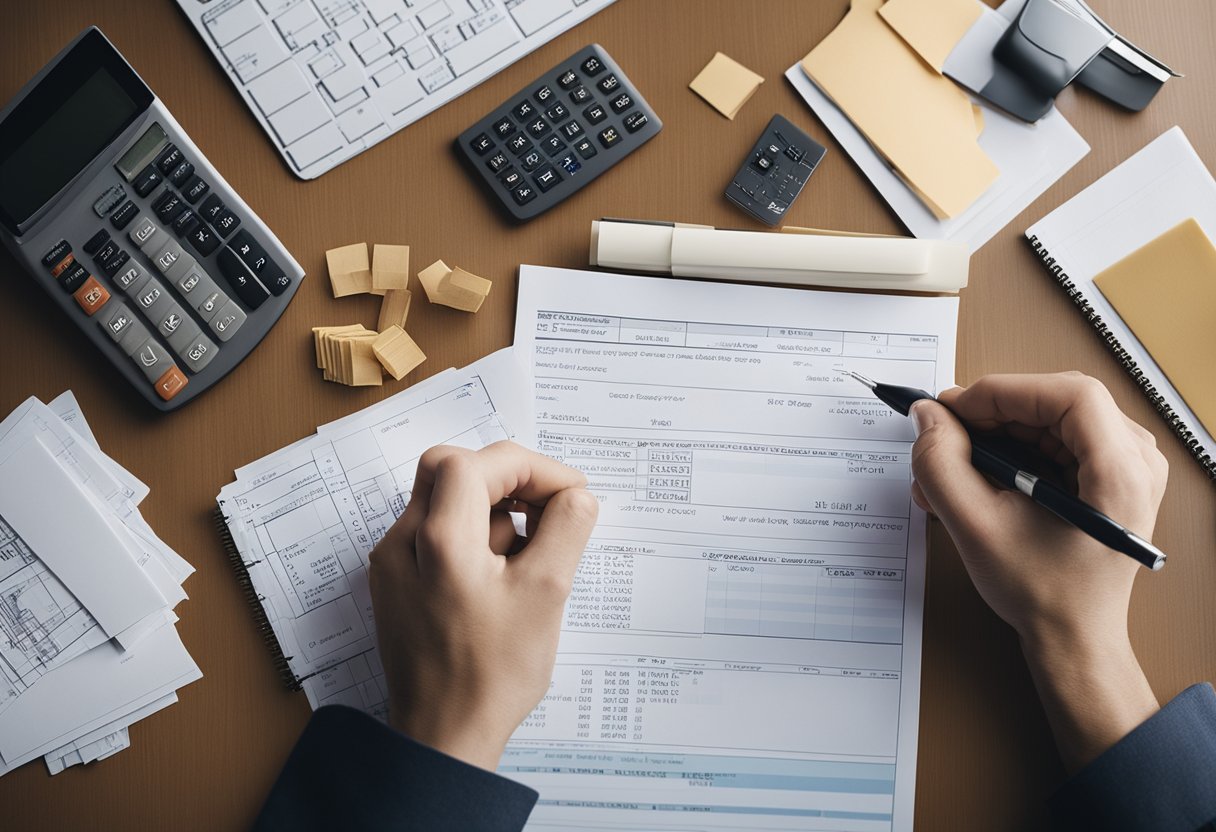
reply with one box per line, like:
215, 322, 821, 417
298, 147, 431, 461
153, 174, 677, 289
254, 705, 538, 831
1050, 683, 1216, 831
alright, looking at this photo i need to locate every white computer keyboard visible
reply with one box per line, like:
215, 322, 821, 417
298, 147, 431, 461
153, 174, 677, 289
173, 0, 617, 179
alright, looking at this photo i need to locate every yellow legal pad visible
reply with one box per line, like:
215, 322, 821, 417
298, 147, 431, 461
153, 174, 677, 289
1094, 218, 1216, 434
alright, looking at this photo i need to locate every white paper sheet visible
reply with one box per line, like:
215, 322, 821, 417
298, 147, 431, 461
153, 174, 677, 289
508, 266, 958, 831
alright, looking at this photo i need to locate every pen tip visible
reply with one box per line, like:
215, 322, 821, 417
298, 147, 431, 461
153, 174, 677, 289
838, 369, 877, 389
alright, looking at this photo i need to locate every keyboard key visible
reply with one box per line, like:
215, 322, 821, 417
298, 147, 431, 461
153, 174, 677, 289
610, 92, 634, 114
541, 135, 566, 157
211, 208, 241, 239
561, 120, 584, 140
470, 132, 494, 155
230, 230, 269, 273
49, 253, 75, 279
533, 85, 554, 104
59, 260, 90, 294
511, 184, 537, 206
520, 150, 543, 172
507, 134, 533, 156
83, 229, 110, 255
583, 103, 607, 124
199, 194, 225, 223
128, 214, 161, 250
597, 74, 620, 94
598, 126, 622, 148
176, 267, 206, 296
546, 102, 569, 123
208, 299, 247, 341
73, 276, 110, 316
581, 56, 604, 75
557, 153, 582, 175
153, 190, 186, 224
110, 200, 138, 229
132, 337, 173, 382
154, 145, 183, 175
132, 164, 163, 198
486, 150, 509, 173
168, 160, 195, 187
100, 249, 131, 278
41, 240, 71, 269
134, 276, 165, 312
172, 209, 201, 237
178, 333, 217, 373
94, 239, 119, 265
182, 176, 210, 205
113, 262, 145, 293
569, 85, 591, 104
512, 100, 535, 120
623, 111, 650, 133
492, 117, 515, 138
156, 303, 191, 339
573, 137, 597, 159
533, 165, 562, 192
217, 247, 269, 309
260, 268, 292, 296
527, 117, 551, 138
100, 303, 137, 345
187, 223, 221, 256
153, 365, 189, 401
499, 168, 522, 189
785, 145, 805, 162
557, 69, 579, 90
151, 241, 187, 276
196, 290, 224, 320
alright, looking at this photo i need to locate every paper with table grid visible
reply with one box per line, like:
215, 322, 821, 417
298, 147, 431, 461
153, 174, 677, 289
174, 0, 616, 178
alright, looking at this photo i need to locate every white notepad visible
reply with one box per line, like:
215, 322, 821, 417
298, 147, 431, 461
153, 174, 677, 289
1025, 126, 1216, 479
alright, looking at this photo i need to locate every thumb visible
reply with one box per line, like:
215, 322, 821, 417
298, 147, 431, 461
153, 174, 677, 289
510, 487, 599, 594
910, 400, 1002, 525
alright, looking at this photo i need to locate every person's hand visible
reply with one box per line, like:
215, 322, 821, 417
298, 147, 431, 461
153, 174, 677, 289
909, 372, 1168, 770
368, 441, 598, 770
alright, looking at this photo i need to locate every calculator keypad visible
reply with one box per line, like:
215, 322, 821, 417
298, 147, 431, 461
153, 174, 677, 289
456, 44, 662, 221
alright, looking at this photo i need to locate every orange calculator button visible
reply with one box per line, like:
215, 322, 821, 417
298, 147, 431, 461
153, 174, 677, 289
50, 253, 75, 278
154, 365, 188, 401
72, 276, 110, 316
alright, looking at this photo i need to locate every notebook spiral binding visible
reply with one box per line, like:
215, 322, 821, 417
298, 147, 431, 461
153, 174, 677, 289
213, 504, 303, 690
1027, 235, 1216, 481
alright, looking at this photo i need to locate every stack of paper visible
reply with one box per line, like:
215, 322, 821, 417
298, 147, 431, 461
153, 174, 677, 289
216, 349, 532, 716
0, 393, 201, 777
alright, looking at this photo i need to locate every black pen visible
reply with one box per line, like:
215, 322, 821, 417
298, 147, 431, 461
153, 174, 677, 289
841, 370, 1166, 571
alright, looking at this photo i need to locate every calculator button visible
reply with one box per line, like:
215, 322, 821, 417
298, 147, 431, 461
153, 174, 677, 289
512, 100, 535, 120
132, 337, 173, 382
208, 299, 247, 341
83, 229, 110, 255
527, 118, 551, 138
154, 145, 183, 175
157, 304, 191, 339
541, 136, 566, 157
610, 92, 633, 114
196, 290, 224, 320
507, 134, 532, 156
41, 240, 71, 269
50, 252, 76, 278
753, 154, 773, 173
492, 117, 515, 138
211, 208, 240, 239
176, 267, 206, 296
557, 69, 579, 90
133, 275, 165, 311
112, 312, 151, 356
151, 241, 187, 276
217, 247, 269, 309
230, 230, 269, 273
113, 262, 145, 293
260, 267, 292, 296
60, 260, 90, 294
499, 168, 522, 189
573, 137, 597, 159
583, 104, 607, 124
177, 334, 217, 373
166, 318, 201, 353
95, 240, 119, 265
93, 184, 126, 218
533, 85, 554, 104
545, 102, 570, 123
569, 85, 591, 104
100, 303, 136, 344
557, 153, 582, 176
533, 165, 562, 192
153, 366, 189, 401
182, 176, 210, 205
199, 194, 225, 223
486, 150, 509, 173
128, 214, 161, 249
72, 276, 110, 316
164, 253, 198, 285
598, 126, 622, 148
132, 164, 163, 198
100, 249, 131, 279
580, 56, 604, 75
168, 160, 195, 187
520, 150, 543, 172
623, 111, 650, 133
785, 145, 805, 162
561, 120, 584, 140
597, 74, 620, 94
153, 190, 187, 224
470, 132, 495, 155
187, 223, 221, 257
172, 209, 201, 237
110, 200, 138, 229
511, 184, 536, 206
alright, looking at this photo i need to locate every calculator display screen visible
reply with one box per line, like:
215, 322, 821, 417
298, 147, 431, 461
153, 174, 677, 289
0, 29, 151, 234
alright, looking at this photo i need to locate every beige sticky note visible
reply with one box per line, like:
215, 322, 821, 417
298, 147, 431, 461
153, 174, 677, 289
879, 0, 984, 71
801, 0, 997, 218
326, 243, 372, 297
436, 267, 492, 313
1094, 218, 1216, 434
689, 52, 764, 119
378, 289, 412, 332
313, 324, 364, 369
372, 326, 427, 381
372, 244, 410, 292
417, 259, 452, 303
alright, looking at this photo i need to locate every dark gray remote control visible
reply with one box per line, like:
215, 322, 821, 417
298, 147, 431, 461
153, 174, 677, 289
725, 115, 826, 226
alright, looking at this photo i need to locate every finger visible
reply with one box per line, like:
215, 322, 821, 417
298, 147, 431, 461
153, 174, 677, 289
392, 445, 468, 551
909, 400, 1004, 527
469, 441, 589, 507
510, 487, 599, 593
489, 511, 518, 556
426, 451, 493, 546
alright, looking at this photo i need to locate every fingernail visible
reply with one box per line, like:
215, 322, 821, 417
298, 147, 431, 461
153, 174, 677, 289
910, 400, 936, 436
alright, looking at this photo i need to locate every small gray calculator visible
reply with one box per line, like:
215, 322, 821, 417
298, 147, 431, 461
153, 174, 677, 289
0, 28, 304, 411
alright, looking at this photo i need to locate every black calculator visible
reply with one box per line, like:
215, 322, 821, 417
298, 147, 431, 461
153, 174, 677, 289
0, 28, 304, 411
456, 44, 662, 221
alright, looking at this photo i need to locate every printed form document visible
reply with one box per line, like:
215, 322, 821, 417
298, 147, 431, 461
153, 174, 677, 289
511, 267, 959, 831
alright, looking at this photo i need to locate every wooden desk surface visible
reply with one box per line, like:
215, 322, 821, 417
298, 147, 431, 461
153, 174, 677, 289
3, 1, 1214, 828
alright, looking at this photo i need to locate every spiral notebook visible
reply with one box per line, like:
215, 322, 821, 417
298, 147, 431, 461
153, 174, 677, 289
1026, 126, 1216, 479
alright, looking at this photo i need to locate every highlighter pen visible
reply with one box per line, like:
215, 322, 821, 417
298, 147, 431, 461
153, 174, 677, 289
841, 370, 1166, 571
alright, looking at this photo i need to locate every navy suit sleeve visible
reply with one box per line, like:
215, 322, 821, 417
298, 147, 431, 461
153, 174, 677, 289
1050, 683, 1216, 832
254, 705, 537, 832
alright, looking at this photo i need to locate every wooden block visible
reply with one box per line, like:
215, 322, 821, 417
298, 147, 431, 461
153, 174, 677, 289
372, 244, 410, 292
346, 334, 383, 386
326, 243, 372, 297
417, 259, 452, 303
318, 326, 370, 381
436, 267, 492, 313
372, 326, 427, 380
377, 289, 412, 331
313, 325, 365, 369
